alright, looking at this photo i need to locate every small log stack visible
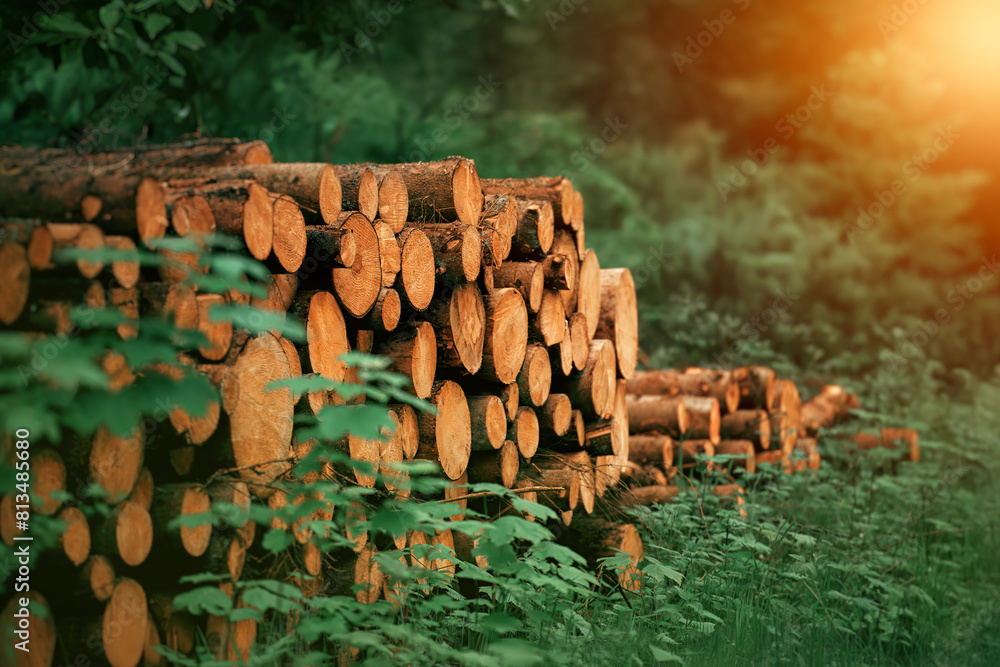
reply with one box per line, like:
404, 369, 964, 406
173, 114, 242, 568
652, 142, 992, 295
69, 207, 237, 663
0, 139, 646, 664
622, 366, 917, 503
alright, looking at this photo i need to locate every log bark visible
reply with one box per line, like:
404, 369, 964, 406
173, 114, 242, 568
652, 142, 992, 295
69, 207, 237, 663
531, 458, 580, 511
594, 268, 638, 379
495, 261, 544, 312
388, 404, 421, 460
416, 380, 472, 480
468, 395, 507, 451
539, 393, 573, 438
363, 287, 402, 331
715, 440, 757, 473
92, 499, 153, 567
0, 163, 169, 245
719, 409, 771, 450
396, 227, 435, 311
176, 162, 342, 223
735, 366, 776, 410
620, 485, 682, 507
417, 222, 482, 283
561, 339, 616, 419
512, 199, 554, 255
626, 394, 689, 435
332, 211, 382, 318
220, 333, 294, 496
167, 179, 273, 260
482, 177, 579, 229
304, 224, 356, 270
510, 406, 540, 459
334, 164, 379, 220
680, 396, 721, 444
467, 440, 519, 488
517, 343, 552, 407
541, 253, 573, 290
150, 483, 213, 557
385, 157, 483, 226
379, 321, 436, 399
481, 193, 514, 265
628, 433, 672, 467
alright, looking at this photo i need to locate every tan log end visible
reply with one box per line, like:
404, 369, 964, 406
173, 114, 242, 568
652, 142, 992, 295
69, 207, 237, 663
539, 393, 573, 438
272, 194, 307, 272
534, 290, 566, 347
58, 506, 91, 566
332, 212, 382, 318
500, 382, 520, 421
495, 260, 544, 312
221, 333, 294, 496
518, 343, 552, 407
510, 406, 539, 459
468, 395, 508, 450
594, 268, 638, 379
136, 177, 169, 247
380, 321, 437, 399
103, 579, 149, 667
417, 380, 472, 479
397, 227, 435, 311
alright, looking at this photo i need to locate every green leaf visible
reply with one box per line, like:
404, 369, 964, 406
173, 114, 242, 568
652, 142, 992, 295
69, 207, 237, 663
262, 528, 295, 553
650, 646, 685, 664
42, 14, 92, 37
99, 3, 123, 30
158, 51, 186, 76
173, 586, 232, 615
144, 13, 171, 39
165, 30, 206, 51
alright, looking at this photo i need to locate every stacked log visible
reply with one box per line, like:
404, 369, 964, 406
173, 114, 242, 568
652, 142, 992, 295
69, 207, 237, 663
0, 140, 650, 661
622, 364, 902, 499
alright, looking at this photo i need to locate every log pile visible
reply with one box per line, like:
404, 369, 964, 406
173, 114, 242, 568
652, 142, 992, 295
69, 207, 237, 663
621, 368, 918, 505
0, 139, 645, 665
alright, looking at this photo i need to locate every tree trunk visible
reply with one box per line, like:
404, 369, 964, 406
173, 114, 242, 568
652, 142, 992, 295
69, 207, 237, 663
385, 157, 483, 226
167, 179, 272, 260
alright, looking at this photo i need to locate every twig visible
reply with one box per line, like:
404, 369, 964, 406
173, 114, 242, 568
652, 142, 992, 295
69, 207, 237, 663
435, 486, 565, 504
